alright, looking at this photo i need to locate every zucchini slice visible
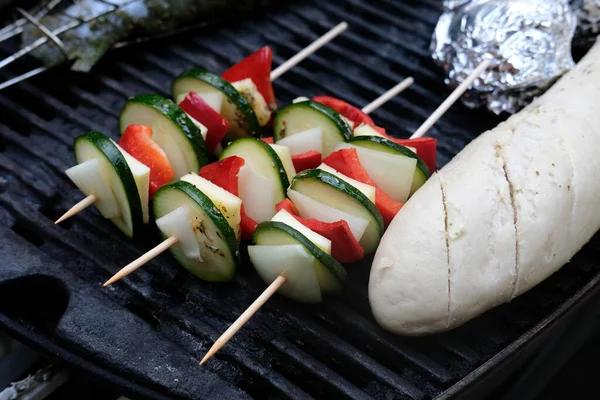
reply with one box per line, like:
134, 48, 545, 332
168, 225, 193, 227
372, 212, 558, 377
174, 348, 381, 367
220, 137, 289, 202
119, 94, 208, 179
73, 131, 144, 238
348, 136, 430, 195
253, 221, 347, 295
268, 143, 296, 183
271, 209, 331, 254
274, 100, 353, 156
290, 169, 384, 254
180, 173, 242, 241
172, 68, 261, 140
153, 181, 239, 282
248, 244, 322, 303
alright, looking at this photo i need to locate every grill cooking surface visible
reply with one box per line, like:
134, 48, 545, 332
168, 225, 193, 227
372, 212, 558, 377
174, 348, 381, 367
1, 1, 599, 399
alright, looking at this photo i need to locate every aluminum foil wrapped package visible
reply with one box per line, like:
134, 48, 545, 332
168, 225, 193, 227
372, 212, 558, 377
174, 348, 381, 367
573, 0, 600, 44
432, 0, 577, 114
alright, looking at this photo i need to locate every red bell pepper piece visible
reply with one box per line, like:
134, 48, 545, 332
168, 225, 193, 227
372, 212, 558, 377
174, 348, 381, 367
369, 125, 437, 173
179, 92, 230, 153
260, 137, 274, 144
305, 218, 364, 263
322, 148, 403, 226
222, 46, 276, 111
239, 206, 258, 241
275, 199, 364, 263
312, 95, 437, 172
199, 156, 257, 241
118, 124, 174, 198
276, 198, 298, 215
199, 156, 244, 195
393, 137, 437, 174
312, 95, 374, 127
291, 150, 322, 172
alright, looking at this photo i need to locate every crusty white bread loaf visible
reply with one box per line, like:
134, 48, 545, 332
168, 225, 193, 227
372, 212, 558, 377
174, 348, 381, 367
369, 39, 600, 335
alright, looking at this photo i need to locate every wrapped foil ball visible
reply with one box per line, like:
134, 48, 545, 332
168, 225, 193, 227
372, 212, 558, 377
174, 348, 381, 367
432, 0, 577, 114
573, 0, 600, 45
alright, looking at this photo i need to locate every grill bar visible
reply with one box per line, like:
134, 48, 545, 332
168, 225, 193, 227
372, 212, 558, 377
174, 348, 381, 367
1, 1, 599, 399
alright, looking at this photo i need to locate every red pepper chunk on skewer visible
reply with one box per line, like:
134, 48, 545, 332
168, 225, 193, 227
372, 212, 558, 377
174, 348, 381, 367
222, 46, 277, 111
322, 148, 403, 227
118, 124, 174, 198
199, 156, 258, 241
276, 199, 364, 264
179, 92, 230, 153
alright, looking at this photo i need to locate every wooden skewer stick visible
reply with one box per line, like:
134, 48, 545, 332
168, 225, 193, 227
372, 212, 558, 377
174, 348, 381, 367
361, 76, 414, 115
410, 59, 492, 139
200, 275, 287, 365
103, 236, 178, 287
270, 21, 348, 81
55, 194, 96, 224
199, 77, 419, 365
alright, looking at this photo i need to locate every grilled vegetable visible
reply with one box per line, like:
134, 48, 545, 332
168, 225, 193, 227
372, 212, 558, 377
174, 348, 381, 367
119, 94, 208, 179
178, 92, 230, 153
253, 221, 347, 296
271, 209, 332, 255
222, 46, 277, 111
248, 244, 322, 303
316, 163, 376, 203
322, 148, 403, 227
268, 144, 296, 183
232, 78, 272, 127
180, 173, 242, 241
275, 127, 323, 155
312, 95, 375, 127
347, 136, 430, 195
199, 156, 258, 240
354, 123, 438, 173
172, 69, 261, 140
155, 206, 202, 260
277, 199, 364, 264
291, 150, 322, 172
287, 189, 368, 242
220, 138, 289, 203
290, 169, 383, 254
71, 131, 147, 238
153, 181, 239, 282
65, 159, 121, 219
118, 124, 175, 198
274, 101, 352, 156
335, 142, 418, 201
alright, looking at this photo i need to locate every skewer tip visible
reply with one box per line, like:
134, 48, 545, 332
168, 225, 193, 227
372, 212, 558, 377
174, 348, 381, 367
199, 354, 211, 366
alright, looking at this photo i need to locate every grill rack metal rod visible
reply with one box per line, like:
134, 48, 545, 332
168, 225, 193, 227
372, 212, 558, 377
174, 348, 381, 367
0, 0, 139, 91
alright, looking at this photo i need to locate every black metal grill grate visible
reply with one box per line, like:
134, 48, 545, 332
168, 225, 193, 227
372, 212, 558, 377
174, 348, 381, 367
1, 1, 600, 399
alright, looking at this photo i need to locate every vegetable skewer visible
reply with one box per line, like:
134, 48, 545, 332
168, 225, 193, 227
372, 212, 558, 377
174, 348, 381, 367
198, 79, 422, 364
200, 61, 494, 364
55, 22, 349, 226
103, 78, 414, 287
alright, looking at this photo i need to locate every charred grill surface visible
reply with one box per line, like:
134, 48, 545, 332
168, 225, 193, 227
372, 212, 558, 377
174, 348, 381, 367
0, 1, 599, 399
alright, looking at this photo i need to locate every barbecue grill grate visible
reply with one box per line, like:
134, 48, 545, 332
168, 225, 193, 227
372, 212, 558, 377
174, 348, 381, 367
1, 0, 599, 399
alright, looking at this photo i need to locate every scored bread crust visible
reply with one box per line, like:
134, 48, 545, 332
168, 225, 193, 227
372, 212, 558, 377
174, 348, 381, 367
369, 39, 600, 335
